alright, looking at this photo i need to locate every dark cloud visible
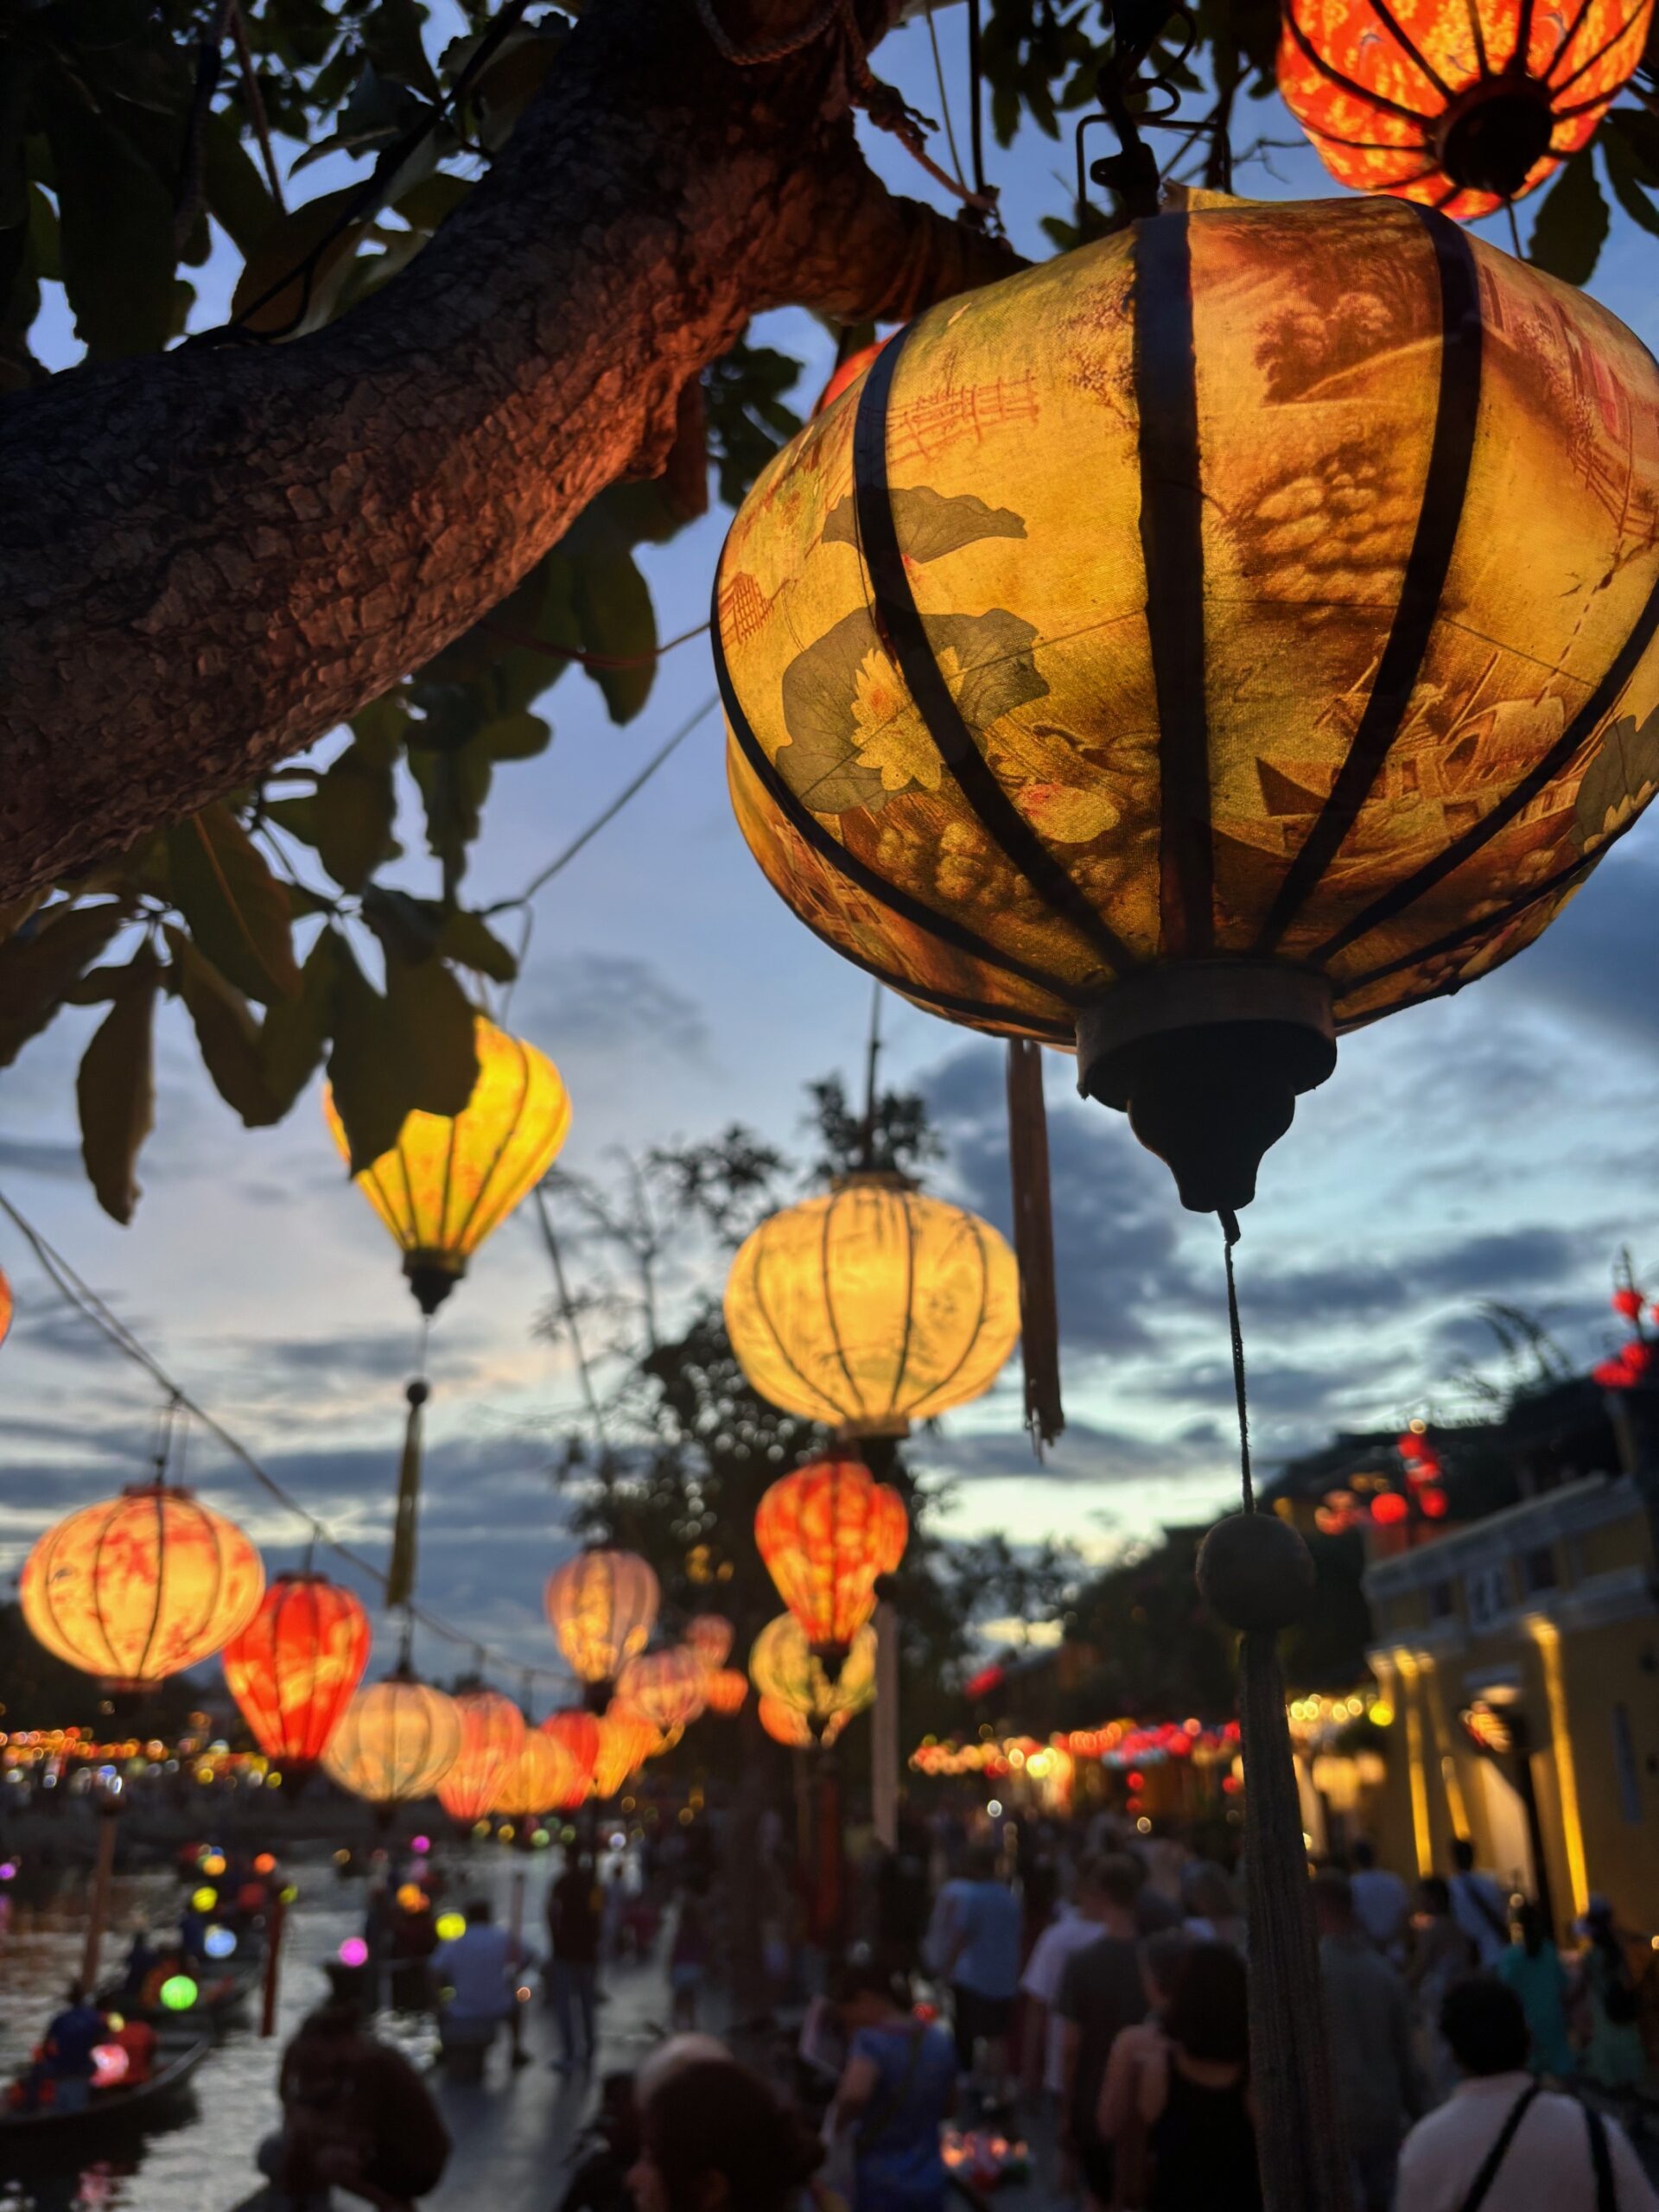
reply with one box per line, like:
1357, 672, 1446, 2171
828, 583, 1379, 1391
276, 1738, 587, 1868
0, 1136, 84, 1179
1489, 839, 1659, 1052
907, 1415, 1183, 1487
519, 953, 710, 1062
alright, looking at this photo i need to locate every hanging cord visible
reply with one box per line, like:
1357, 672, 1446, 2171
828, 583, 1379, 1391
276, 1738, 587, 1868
533, 1183, 608, 1446
1219, 1207, 1253, 1513
480, 617, 710, 671
967, 0, 990, 205
229, 0, 287, 213
922, 0, 969, 195
858, 979, 884, 1172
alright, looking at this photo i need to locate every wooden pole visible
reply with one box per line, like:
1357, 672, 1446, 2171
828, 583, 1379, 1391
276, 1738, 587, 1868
261, 1889, 288, 2037
873, 1598, 899, 1853
80, 1802, 121, 1992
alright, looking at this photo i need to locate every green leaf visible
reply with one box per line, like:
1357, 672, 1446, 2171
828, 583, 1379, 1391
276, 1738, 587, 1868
480, 710, 550, 761
165, 925, 282, 1127
385, 950, 478, 1116
201, 108, 277, 256
437, 908, 518, 982
1605, 106, 1659, 187
41, 89, 176, 356
165, 804, 301, 1005
1529, 150, 1610, 286
322, 935, 478, 1171
314, 745, 397, 891
569, 538, 657, 723
0, 900, 127, 1067
350, 690, 410, 768
362, 0, 441, 96
229, 183, 367, 336
260, 926, 339, 1116
406, 734, 492, 885
77, 947, 158, 1224
1600, 130, 1659, 236
361, 883, 443, 964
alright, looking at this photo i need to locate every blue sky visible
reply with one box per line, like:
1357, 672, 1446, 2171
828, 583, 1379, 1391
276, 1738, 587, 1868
3, 13, 1659, 1693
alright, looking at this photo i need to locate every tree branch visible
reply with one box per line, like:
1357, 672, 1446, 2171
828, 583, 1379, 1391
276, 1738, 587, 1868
0, 0, 1018, 903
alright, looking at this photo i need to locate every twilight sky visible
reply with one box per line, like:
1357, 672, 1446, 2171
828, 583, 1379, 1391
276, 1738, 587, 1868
3, 16, 1659, 1694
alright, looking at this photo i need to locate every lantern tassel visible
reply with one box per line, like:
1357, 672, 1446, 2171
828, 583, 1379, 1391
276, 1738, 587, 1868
1006, 1039, 1064, 1452
385, 1378, 429, 1611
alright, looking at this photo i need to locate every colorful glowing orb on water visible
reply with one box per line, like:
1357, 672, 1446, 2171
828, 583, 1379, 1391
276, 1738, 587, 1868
410, 1835, 430, 1854
92, 2044, 130, 2088
435, 1911, 466, 1941
338, 1937, 369, 1967
396, 1883, 427, 1913
200, 1852, 227, 1876
190, 1886, 218, 1912
0, 1861, 16, 1880
253, 1853, 276, 1875
203, 1926, 236, 1960
160, 1975, 199, 2011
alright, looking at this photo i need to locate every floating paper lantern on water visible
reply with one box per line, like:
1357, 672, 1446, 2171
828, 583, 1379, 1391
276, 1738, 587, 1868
223, 1573, 372, 1778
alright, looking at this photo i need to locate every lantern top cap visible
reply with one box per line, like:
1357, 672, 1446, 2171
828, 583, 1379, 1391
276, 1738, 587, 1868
829, 1167, 918, 1195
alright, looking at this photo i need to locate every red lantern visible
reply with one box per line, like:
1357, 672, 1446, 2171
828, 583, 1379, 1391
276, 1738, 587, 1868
754, 1456, 908, 1657
540, 1709, 601, 1795
590, 1702, 658, 1798
1419, 1487, 1450, 1519
223, 1573, 372, 1777
437, 1691, 526, 1826
1612, 1286, 1645, 1319
683, 1615, 734, 1669
615, 1647, 707, 1734
1370, 1491, 1410, 1526
815, 337, 893, 417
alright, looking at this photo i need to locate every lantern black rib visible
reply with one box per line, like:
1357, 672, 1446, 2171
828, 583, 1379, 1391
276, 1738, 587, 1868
1543, 0, 1615, 83
1516, 0, 1537, 78
1298, 113, 1440, 157
822, 1185, 870, 1421
1344, 839, 1600, 988
714, 607, 1084, 1009
1308, 565, 1659, 964
1368, 0, 1459, 100
1254, 206, 1482, 957
1282, 4, 1443, 124
1134, 213, 1214, 957
1462, 0, 1493, 83
1549, 4, 1648, 99
886, 1195, 919, 1423
914, 1213, 994, 1416
448, 1034, 532, 1255
851, 327, 1141, 981
749, 1242, 842, 1424
131, 1486, 170, 1688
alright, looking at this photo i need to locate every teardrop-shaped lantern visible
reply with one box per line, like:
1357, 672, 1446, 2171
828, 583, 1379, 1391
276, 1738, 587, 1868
703, 1667, 750, 1717
436, 1690, 527, 1825
716, 202, 1659, 1216
683, 1614, 734, 1669
750, 1614, 876, 1735
1279, 0, 1651, 217
222, 1573, 372, 1776
22, 1485, 265, 1690
755, 1456, 908, 1657
492, 1731, 580, 1819
322, 1014, 572, 1315
590, 1701, 658, 1799
540, 1708, 601, 1796
725, 1175, 1020, 1433
758, 1694, 848, 1748
615, 1647, 708, 1734
544, 1549, 660, 1694
322, 1672, 463, 1807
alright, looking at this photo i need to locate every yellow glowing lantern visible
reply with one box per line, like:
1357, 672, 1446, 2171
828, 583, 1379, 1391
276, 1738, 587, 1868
715, 200, 1659, 1218
590, 1701, 658, 1797
726, 1175, 1019, 1433
703, 1667, 750, 1716
750, 1614, 876, 1736
437, 1690, 527, 1826
616, 1647, 708, 1734
491, 1731, 580, 1819
758, 1694, 849, 1749
321, 1673, 463, 1807
544, 1549, 660, 1691
755, 1456, 908, 1656
20, 1485, 265, 1689
683, 1615, 734, 1669
323, 1014, 571, 1314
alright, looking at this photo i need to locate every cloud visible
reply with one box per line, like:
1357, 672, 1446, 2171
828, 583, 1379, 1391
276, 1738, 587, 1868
0, 1136, 85, 1179
519, 953, 710, 1062
907, 1415, 1185, 1487
1490, 839, 1659, 1052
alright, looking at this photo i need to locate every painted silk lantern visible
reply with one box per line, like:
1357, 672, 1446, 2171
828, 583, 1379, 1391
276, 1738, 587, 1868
754, 1455, 907, 1657
223, 1572, 372, 1775
436, 1689, 527, 1824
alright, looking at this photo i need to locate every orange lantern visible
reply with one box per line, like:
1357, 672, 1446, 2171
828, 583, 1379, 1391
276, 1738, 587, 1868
616, 1647, 708, 1733
540, 1708, 601, 1795
1279, 0, 1652, 218
758, 1694, 849, 1749
683, 1614, 734, 1669
590, 1702, 658, 1798
222, 1573, 372, 1776
750, 1613, 877, 1734
492, 1731, 580, 1819
755, 1456, 907, 1658
322, 1672, 462, 1807
703, 1668, 750, 1717
436, 1691, 527, 1825
0, 1267, 10, 1355
21, 1484, 265, 1689
544, 1548, 660, 1693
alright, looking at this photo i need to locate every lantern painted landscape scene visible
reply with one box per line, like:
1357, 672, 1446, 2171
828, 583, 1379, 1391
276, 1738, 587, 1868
5, 0, 1659, 2206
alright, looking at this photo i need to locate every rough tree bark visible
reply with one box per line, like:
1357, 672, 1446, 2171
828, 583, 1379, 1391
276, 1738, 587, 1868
0, 0, 1016, 904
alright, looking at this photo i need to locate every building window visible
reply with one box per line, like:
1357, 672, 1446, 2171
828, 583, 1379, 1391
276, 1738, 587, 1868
1465, 1562, 1510, 1630
1613, 1704, 1642, 1825
1428, 1580, 1457, 1622
1521, 1546, 1559, 1595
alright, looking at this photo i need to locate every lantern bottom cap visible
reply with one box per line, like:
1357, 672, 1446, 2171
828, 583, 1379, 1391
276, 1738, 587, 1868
1076, 961, 1336, 1216
1435, 77, 1555, 202
404, 1253, 462, 1315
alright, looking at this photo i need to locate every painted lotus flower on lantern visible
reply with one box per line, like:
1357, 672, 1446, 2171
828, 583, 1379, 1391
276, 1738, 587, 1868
436, 1690, 527, 1825
321, 1674, 463, 1806
750, 1613, 877, 1734
544, 1549, 660, 1687
223, 1573, 372, 1774
725, 1177, 1019, 1432
21, 1484, 265, 1688
1279, 0, 1651, 219
715, 200, 1659, 1217
755, 1456, 907, 1654
322, 1014, 571, 1314
616, 1646, 708, 1733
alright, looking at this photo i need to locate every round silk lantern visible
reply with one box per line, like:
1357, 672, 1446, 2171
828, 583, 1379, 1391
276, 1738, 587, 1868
755, 1457, 907, 1656
715, 200, 1659, 1217
544, 1549, 660, 1693
1280, 0, 1652, 216
492, 1731, 580, 1819
750, 1614, 876, 1734
725, 1175, 1020, 1432
616, 1647, 708, 1733
223, 1573, 372, 1776
590, 1702, 658, 1798
758, 1694, 848, 1748
703, 1667, 750, 1716
540, 1707, 601, 1796
322, 1673, 462, 1807
323, 1015, 571, 1314
21, 1484, 264, 1689
683, 1614, 734, 1669
436, 1690, 526, 1825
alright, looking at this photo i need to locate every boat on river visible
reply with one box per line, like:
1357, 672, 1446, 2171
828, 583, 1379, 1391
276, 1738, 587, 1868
0, 2034, 210, 2164
96, 1958, 263, 2033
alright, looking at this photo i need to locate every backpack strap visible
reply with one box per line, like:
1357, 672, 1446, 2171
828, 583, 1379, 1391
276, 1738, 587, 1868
1456, 2085, 1541, 2212
1586, 2103, 1618, 2212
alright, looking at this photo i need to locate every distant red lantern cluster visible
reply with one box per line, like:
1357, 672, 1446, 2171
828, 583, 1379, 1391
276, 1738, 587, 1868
1598, 1277, 1658, 1390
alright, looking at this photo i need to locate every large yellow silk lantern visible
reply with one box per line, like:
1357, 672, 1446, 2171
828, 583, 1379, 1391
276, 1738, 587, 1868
323, 1014, 571, 1314
715, 200, 1659, 1217
755, 1456, 907, 1656
616, 1647, 708, 1733
21, 1485, 265, 1689
750, 1614, 876, 1736
544, 1549, 660, 1694
492, 1731, 581, 1818
437, 1690, 526, 1825
322, 1673, 463, 1807
725, 1175, 1020, 1432
590, 1701, 658, 1798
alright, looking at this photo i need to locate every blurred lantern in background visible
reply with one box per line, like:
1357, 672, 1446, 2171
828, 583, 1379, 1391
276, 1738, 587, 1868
0, 1267, 10, 1355
1370, 1491, 1410, 1527
755, 1457, 907, 1661
1279, 0, 1650, 219
492, 1731, 580, 1819
703, 1668, 750, 1717
683, 1615, 734, 1669
726, 1179, 1019, 1436
758, 1695, 849, 1749
544, 1550, 660, 1703
22, 1485, 264, 1688
616, 1647, 708, 1734
750, 1614, 877, 1737
589, 1703, 658, 1798
540, 1708, 601, 1798
437, 1691, 527, 1826
323, 1015, 572, 1317
223, 1573, 372, 1778
322, 1672, 462, 1808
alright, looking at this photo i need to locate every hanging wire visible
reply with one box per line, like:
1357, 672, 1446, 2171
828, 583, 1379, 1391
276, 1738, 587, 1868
1219, 1208, 1254, 1514
480, 618, 711, 671
532, 1182, 608, 1447
922, 0, 969, 195
0, 1187, 575, 1688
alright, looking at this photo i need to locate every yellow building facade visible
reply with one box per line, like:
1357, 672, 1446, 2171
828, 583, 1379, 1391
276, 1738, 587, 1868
1364, 1471, 1659, 1939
